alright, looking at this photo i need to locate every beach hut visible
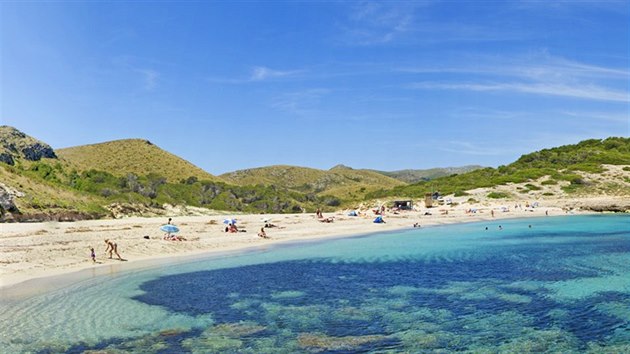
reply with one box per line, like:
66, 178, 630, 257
424, 193, 433, 208
393, 200, 413, 210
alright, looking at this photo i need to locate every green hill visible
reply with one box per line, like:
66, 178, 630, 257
220, 164, 406, 199
0, 127, 362, 220
368, 137, 630, 199
57, 139, 222, 184
2, 127, 628, 221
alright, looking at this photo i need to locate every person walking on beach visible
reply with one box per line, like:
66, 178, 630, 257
90, 247, 96, 263
104, 239, 123, 260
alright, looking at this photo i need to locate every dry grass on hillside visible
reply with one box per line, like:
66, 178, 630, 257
57, 139, 221, 183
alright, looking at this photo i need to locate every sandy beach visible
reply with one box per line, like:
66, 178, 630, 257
5, 195, 624, 290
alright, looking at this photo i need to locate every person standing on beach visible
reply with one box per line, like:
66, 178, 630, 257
104, 239, 123, 260
90, 247, 96, 263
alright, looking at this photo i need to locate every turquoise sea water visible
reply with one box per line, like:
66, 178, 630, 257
1, 215, 629, 353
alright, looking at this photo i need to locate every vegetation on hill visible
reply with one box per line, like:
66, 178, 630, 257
2, 158, 348, 220
56, 139, 222, 184
367, 137, 630, 199
1, 126, 628, 221
220, 164, 405, 198
370, 165, 484, 183
0, 128, 349, 220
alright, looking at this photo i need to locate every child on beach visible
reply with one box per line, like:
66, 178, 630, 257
90, 247, 96, 263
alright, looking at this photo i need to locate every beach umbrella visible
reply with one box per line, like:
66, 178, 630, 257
223, 218, 237, 225
160, 224, 180, 234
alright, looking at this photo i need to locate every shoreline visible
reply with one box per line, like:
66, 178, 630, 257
0, 198, 618, 292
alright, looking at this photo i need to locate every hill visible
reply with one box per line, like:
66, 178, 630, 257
56, 139, 222, 184
2, 127, 628, 220
220, 164, 406, 199
370, 165, 484, 183
0, 128, 352, 220
368, 137, 630, 201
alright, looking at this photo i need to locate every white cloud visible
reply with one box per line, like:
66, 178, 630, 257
250, 66, 301, 81
270, 88, 330, 116
341, 1, 527, 46
399, 54, 629, 81
438, 141, 515, 156
560, 110, 630, 124
410, 81, 629, 103
403, 53, 629, 103
136, 69, 159, 91
207, 66, 302, 84
343, 2, 418, 45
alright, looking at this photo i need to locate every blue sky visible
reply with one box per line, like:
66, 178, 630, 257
1, 1, 628, 175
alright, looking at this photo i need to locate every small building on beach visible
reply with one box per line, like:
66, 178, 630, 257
393, 200, 413, 210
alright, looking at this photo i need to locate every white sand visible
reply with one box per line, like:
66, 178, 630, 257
4, 195, 617, 290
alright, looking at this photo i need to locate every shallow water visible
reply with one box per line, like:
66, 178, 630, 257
1, 215, 629, 353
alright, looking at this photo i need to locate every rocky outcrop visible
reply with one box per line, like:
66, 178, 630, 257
20, 142, 56, 161
552, 197, 630, 213
0, 152, 14, 165
0, 126, 57, 165
0, 183, 23, 218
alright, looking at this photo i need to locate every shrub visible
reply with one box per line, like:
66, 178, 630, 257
323, 197, 341, 207
487, 192, 510, 199
101, 188, 114, 197
524, 183, 542, 191
568, 163, 604, 173
569, 177, 586, 185
182, 176, 198, 185
542, 192, 554, 196
541, 180, 557, 185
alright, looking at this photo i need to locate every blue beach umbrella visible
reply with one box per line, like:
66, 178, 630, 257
223, 218, 237, 225
160, 224, 180, 234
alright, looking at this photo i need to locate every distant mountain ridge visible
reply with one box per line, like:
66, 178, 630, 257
220, 164, 406, 198
370, 166, 484, 183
